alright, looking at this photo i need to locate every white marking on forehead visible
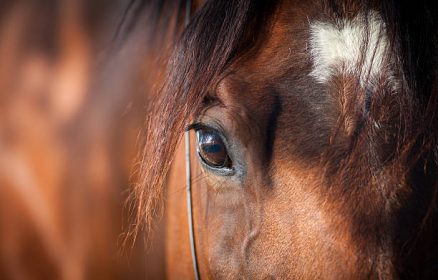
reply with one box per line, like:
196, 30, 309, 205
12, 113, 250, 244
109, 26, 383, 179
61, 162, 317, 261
309, 12, 389, 85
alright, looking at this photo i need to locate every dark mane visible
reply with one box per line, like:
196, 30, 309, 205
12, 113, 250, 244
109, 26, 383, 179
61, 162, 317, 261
131, 0, 438, 253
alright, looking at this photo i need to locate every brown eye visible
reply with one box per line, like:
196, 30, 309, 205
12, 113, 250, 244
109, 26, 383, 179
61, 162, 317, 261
196, 129, 231, 169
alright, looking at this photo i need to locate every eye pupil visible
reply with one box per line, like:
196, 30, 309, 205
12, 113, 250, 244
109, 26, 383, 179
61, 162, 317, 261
196, 130, 231, 168
203, 143, 222, 153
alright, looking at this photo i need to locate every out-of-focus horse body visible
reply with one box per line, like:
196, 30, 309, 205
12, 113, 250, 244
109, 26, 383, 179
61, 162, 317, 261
0, 1, 158, 279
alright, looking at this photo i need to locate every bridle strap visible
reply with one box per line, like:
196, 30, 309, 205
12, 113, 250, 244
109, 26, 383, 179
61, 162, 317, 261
185, 130, 200, 280
184, 1, 200, 279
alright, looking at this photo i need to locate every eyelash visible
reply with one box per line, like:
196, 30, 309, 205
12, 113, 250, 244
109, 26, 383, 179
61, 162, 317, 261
186, 122, 209, 132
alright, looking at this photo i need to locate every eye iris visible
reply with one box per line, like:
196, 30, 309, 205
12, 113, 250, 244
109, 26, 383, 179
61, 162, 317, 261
196, 130, 230, 168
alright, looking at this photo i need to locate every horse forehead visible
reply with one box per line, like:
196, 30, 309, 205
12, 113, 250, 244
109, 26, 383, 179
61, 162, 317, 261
308, 11, 389, 85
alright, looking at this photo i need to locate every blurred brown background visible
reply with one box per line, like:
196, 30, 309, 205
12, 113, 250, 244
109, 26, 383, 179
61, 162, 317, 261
0, 1, 163, 279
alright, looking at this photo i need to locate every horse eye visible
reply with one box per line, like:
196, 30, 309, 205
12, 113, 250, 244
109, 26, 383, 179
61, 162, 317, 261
195, 129, 231, 169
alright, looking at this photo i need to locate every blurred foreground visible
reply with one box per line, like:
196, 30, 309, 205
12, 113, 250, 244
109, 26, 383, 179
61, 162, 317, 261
0, 1, 161, 279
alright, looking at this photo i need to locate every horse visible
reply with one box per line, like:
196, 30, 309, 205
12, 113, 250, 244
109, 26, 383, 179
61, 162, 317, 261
130, 0, 438, 279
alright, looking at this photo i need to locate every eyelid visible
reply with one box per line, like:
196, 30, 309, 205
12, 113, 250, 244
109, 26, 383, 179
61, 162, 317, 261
186, 122, 212, 132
